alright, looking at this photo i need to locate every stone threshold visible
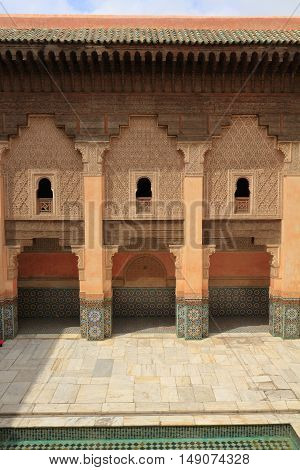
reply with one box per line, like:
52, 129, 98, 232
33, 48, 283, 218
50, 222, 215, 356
0, 410, 299, 417
1, 401, 299, 416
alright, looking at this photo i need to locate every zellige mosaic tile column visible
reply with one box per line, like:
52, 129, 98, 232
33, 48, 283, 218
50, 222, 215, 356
176, 298, 209, 340
0, 298, 18, 340
269, 297, 300, 339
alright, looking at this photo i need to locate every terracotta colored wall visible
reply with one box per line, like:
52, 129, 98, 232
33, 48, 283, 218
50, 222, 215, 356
18, 253, 78, 279
112, 252, 175, 280
209, 251, 270, 287
210, 252, 270, 278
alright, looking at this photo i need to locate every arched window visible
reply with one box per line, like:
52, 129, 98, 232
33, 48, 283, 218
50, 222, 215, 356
136, 177, 152, 214
234, 177, 250, 213
37, 178, 53, 213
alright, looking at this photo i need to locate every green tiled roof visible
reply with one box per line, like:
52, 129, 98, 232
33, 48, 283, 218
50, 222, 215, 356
0, 28, 299, 45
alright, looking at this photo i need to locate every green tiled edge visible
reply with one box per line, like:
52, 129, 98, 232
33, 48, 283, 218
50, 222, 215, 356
0, 425, 299, 450
0, 28, 299, 45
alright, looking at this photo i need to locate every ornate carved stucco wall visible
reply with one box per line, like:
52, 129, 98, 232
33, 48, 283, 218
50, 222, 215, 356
204, 116, 284, 219
3, 116, 83, 219
104, 116, 183, 220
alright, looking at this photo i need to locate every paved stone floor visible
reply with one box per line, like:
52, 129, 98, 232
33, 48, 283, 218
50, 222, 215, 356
0, 328, 299, 429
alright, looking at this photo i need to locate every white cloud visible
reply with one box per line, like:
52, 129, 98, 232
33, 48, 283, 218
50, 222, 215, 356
83, 0, 239, 15
0, 0, 299, 16
0, 0, 78, 14
86, 0, 300, 16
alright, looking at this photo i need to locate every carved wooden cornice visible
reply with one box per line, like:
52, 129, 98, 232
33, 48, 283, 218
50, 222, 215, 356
0, 48, 298, 93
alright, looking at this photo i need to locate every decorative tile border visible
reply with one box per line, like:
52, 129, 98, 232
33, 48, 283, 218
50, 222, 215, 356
18, 288, 80, 318
176, 298, 209, 340
80, 298, 112, 341
0, 298, 18, 340
112, 288, 176, 317
209, 287, 269, 316
269, 297, 300, 339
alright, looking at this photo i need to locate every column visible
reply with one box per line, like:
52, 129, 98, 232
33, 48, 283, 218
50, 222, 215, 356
75, 140, 111, 340
175, 142, 211, 339
269, 169, 300, 339
0, 142, 18, 340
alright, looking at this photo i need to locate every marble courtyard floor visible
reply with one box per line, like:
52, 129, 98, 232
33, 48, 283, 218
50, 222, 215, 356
0, 328, 299, 432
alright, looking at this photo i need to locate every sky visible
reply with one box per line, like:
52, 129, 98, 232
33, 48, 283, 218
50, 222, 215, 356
0, 0, 299, 16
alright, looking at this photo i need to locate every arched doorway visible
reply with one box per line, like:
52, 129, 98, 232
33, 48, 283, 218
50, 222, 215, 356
17, 240, 80, 334
208, 251, 271, 334
112, 253, 176, 334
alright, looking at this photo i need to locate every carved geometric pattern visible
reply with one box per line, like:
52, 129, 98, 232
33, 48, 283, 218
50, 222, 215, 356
278, 142, 292, 163
3, 116, 83, 219
75, 141, 109, 176
7, 245, 21, 280
104, 116, 183, 220
284, 142, 300, 175
177, 142, 211, 176
204, 116, 283, 218
266, 245, 280, 278
203, 245, 216, 279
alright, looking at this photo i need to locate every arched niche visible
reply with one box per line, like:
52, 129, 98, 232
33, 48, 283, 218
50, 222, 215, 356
124, 255, 167, 287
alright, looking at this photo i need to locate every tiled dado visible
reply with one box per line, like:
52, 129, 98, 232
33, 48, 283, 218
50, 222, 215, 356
80, 298, 112, 341
18, 288, 80, 318
176, 298, 209, 340
112, 288, 176, 317
269, 297, 300, 339
209, 287, 269, 316
0, 298, 18, 340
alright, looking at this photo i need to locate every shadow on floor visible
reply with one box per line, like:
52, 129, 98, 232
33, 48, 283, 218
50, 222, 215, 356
18, 317, 81, 334
209, 316, 269, 334
112, 317, 176, 335
17, 315, 270, 336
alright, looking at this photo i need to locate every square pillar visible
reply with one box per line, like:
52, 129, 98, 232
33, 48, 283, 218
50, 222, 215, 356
0, 142, 18, 340
176, 298, 209, 340
75, 140, 112, 341
175, 143, 211, 340
269, 175, 300, 339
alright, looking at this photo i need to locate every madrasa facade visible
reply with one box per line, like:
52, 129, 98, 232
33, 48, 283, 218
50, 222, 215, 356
0, 15, 299, 341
